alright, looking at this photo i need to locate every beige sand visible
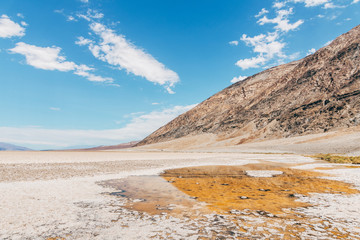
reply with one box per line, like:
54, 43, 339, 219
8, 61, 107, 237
136, 127, 360, 156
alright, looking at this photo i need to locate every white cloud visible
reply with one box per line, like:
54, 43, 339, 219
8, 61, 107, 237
230, 75, 247, 83
307, 48, 316, 55
272, 0, 334, 8
255, 8, 269, 18
0, 104, 197, 149
75, 36, 93, 46
80, 0, 89, 2
165, 87, 175, 94
77, 9, 104, 21
54, 9, 64, 14
17, 13, 24, 18
229, 40, 239, 46
273, 1, 287, 8
233, 0, 354, 72
236, 56, 267, 70
9, 42, 113, 83
81, 22, 179, 93
241, 32, 285, 58
323, 40, 333, 46
67, 16, 76, 21
151, 102, 160, 105
323, 2, 336, 8
9, 42, 77, 71
0, 15, 25, 38
291, 0, 329, 7
50, 107, 60, 111
258, 8, 304, 32
73, 64, 113, 82
323, 3, 346, 8
20, 21, 27, 26
235, 31, 286, 70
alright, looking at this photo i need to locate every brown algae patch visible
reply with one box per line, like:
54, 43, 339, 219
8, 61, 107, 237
312, 154, 360, 164
100, 164, 358, 216
98, 164, 360, 238
99, 175, 211, 217
161, 165, 359, 214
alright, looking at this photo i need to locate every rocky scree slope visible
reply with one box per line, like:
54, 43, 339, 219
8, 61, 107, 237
138, 25, 360, 146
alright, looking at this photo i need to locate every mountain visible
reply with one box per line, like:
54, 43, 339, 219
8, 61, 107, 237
65, 141, 139, 151
137, 25, 360, 148
0, 142, 32, 151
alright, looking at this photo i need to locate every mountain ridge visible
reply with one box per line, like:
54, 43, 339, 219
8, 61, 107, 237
0, 142, 32, 151
137, 24, 360, 147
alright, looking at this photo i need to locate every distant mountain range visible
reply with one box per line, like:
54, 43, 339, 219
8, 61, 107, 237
0, 142, 32, 151
137, 24, 360, 148
64, 141, 139, 151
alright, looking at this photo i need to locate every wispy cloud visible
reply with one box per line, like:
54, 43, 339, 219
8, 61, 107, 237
75, 10, 180, 93
324, 2, 347, 8
0, 104, 197, 149
9, 42, 113, 83
229, 40, 239, 46
10, 42, 77, 71
307, 48, 316, 55
255, 8, 269, 17
235, 32, 286, 70
276, 0, 350, 8
236, 56, 267, 70
273, 2, 287, 8
67, 16, 76, 21
50, 107, 61, 111
257, 8, 304, 32
323, 40, 333, 46
77, 9, 104, 21
88, 22, 179, 93
232, 0, 354, 72
291, 0, 329, 7
230, 75, 247, 83
75, 36, 93, 46
234, 6, 303, 70
0, 15, 25, 38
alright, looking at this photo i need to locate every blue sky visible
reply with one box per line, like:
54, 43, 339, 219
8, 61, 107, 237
0, 0, 359, 149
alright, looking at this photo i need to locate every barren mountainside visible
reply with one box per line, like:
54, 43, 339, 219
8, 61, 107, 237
138, 25, 360, 146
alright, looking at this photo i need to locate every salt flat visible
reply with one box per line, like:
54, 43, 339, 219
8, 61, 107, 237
0, 151, 359, 239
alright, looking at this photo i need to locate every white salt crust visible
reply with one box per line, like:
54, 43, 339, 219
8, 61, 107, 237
246, 170, 283, 177
1, 152, 360, 239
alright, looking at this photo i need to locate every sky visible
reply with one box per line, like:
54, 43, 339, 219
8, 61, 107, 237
0, 0, 359, 150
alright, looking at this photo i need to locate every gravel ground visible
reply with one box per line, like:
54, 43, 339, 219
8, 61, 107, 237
0, 151, 359, 239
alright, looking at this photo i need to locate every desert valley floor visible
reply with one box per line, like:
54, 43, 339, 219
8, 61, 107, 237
1, 150, 360, 239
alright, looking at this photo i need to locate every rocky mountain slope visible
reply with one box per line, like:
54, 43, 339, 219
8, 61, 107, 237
138, 25, 360, 147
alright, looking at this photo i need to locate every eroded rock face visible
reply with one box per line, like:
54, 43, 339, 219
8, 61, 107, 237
138, 25, 360, 146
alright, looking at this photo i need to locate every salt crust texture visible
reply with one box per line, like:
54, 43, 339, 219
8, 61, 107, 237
245, 170, 283, 178
1, 152, 359, 239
